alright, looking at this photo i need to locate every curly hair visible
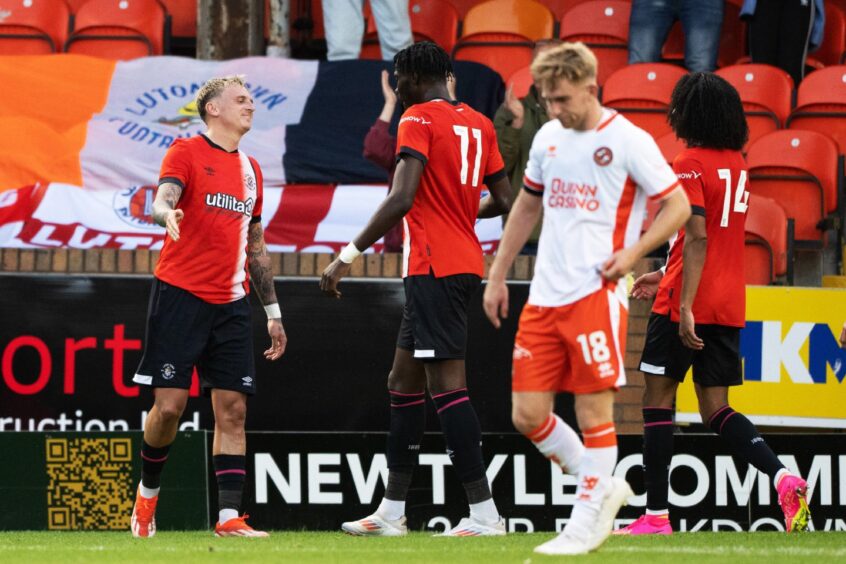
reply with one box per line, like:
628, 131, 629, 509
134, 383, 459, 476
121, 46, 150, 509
195, 75, 246, 123
393, 41, 453, 83
667, 72, 748, 150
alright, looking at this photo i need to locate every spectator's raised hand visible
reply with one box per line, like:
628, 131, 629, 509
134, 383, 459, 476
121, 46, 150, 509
505, 85, 524, 128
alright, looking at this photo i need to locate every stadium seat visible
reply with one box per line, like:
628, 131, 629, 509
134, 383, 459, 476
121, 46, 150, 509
600, 63, 687, 138
559, 0, 630, 86
447, 0, 484, 18
660, 1, 746, 68
160, 0, 196, 38
745, 193, 793, 285
746, 130, 840, 245
65, 0, 169, 60
361, 0, 459, 59
806, 2, 846, 69
64, 0, 90, 12
786, 65, 846, 154
506, 65, 534, 98
715, 64, 794, 148
453, 0, 555, 81
655, 131, 686, 164
0, 0, 70, 54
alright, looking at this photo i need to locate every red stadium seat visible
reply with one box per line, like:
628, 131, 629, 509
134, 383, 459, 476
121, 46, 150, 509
786, 65, 846, 154
64, 0, 89, 12
806, 3, 846, 69
160, 0, 196, 38
65, 0, 168, 59
559, 0, 630, 86
745, 193, 793, 285
506, 65, 534, 98
0, 0, 70, 54
447, 0, 485, 18
655, 132, 686, 164
453, 0, 554, 81
361, 0, 459, 59
661, 1, 746, 68
545, 0, 624, 21
601, 63, 687, 138
746, 130, 840, 245
716, 64, 794, 148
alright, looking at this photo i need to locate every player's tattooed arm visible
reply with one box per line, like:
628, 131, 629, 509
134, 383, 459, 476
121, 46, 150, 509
152, 182, 184, 241
247, 221, 279, 307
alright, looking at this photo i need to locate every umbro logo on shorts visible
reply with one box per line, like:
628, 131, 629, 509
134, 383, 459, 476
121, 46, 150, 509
513, 344, 533, 361
242, 376, 253, 386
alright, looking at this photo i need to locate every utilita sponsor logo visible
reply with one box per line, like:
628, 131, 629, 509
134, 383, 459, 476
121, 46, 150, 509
205, 193, 254, 216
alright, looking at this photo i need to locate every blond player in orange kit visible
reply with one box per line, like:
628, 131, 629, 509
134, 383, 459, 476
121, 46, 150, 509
130, 76, 286, 538
482, 43, 691, 555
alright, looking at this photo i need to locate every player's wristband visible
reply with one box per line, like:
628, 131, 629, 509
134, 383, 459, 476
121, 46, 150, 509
264, 303, 282, 320
339, 242, 362, 264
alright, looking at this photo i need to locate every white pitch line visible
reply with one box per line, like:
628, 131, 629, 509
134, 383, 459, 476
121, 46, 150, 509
603, 545, 846, 557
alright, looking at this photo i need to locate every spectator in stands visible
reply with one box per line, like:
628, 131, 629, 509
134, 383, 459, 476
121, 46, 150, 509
628, 0, 724, 72
493, 40, 559, 255
742, 0, 825, 86
363, 69, 455, 252
323, 0, 413, 61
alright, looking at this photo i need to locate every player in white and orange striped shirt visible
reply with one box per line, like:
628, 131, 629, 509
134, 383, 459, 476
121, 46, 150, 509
483, 43, 691, 556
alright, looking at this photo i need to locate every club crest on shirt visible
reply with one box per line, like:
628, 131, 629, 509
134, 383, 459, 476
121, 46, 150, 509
593, 147, 613, 166
161, 363, 176, 380
244, 173, 256, 191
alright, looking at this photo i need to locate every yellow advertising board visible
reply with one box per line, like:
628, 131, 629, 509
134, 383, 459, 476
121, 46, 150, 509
676, 286, 846, 428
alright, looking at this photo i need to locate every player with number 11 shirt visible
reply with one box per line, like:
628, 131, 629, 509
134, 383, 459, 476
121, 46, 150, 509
320, 42, 512, 537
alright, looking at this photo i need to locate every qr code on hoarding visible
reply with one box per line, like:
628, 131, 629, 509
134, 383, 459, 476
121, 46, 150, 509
45, 437, 133, 530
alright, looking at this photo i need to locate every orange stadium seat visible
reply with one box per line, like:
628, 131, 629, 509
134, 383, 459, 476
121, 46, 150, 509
65, 0, 168, 59
787, 65, 846, 154
715, 64, 794, 148
0, 0, 70, 54
601, 63, 687, 138
64, 0, 90, 12
745, 193, 793, 285
447, 0, 485, 18
361, 0, 459, 59
661, 1, 746, 68
806, 2, 846, 69
453, 0, 554, 81
559, 0, 630, 86
506, 65, 534, 98
545, 0, 624, 22
160, 0, 196, 38
746, 130, 840, 245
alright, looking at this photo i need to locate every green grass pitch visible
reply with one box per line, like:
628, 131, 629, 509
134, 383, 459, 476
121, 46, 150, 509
1, 531, 845, 563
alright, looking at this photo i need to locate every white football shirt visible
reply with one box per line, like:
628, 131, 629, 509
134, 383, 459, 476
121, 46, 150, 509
523, 109, 679, 307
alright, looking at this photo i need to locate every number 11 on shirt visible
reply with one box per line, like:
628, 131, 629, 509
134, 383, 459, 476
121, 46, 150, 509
453, 125, 482, 187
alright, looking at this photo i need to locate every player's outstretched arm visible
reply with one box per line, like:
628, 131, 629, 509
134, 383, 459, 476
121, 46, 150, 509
320, 156, 423, 298
602, 188, 691, 281
152, 182, 184, 241
483, 189, 542, 328
247, 221, 287, 360
678, 214, 706, 350
478, 175, 512, 219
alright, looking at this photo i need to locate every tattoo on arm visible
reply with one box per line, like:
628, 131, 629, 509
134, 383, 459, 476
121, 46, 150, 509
247, 222, 279, 306
152, 183, 183, 227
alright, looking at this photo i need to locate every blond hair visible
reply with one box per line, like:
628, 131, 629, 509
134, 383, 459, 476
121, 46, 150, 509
530, 42, 597, 92
195, 75, 246, 123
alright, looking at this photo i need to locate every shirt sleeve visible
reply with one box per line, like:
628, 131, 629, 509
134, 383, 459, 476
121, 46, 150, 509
483, 119, 507, 186
250, 157, 264, 222
672, 155, 706, 217
522, 129, 545, 196
626, 127, 680, 200
363, 119, 397, 171
396, 109, 432, 165
158, 139, 191, 190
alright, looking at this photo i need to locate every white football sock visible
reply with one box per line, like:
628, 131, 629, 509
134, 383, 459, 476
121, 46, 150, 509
468, 498, 500, 524
218, 508, 238, 524
528, 414, 585, 474
376, 498, 405, 521
139, 483, 160, 499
